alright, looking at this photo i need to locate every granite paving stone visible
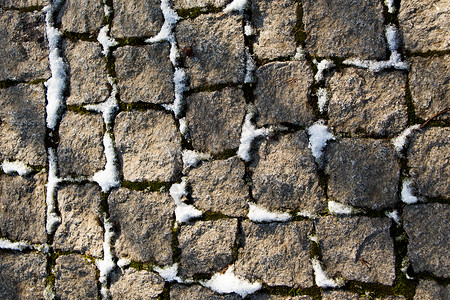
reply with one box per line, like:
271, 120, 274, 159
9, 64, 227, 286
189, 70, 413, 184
110, 268, 165, 300
413, 280, 449, 300
57, 0, 103, 34
170, 284, 241, 300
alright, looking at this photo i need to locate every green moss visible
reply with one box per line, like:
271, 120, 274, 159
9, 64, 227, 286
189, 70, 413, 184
201, 211, 231, 221
405, 49, 450, 58
212, 148, 238, 160
176, 5, 223, 19
263, 285, 322, 300
158, 282, 171, 300
122, 180, 172, 192
294, 1, 308, 47
171, 224, 181, 263
117, 101, 167, 112
66, 104, 95, 115
63, 31, 98, 42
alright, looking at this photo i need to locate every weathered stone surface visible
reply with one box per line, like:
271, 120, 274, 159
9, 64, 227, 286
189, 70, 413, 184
403, 203, 450, 278
254, 61, 315, 126
0, 252, 47, 300
407, 128, 450, 198
235, 221, 313, 288
190, 156, 249, 217
0, 0, 49, 8
58, 111, 105, 178
58, 0, 103, 33
0, 173, 46, 244
323, 291, 405, 300
251, 131, 326, 213
53, 184, 103, 257
111, 0, 163, 38
109, 189, 174, 265
409, 56, 450, 121
325, 139, 400, 209
251, 0, 297, 60
302, 0, 387, 59
0, 83, 46, 166
115, 44, 173, 104
185, 87, 246, 154
170, 284, 241, 300
316, 216, 395, 285
64, 40, 109, 105
399, 0, 450, 52
174, 0, 229, 9
176, 13, 245, 89
0, 10, 49, 81
114, 110, 182, 182
250, 294, 312, 300
414, 280, 449, 300
178, 219, 238, 278
110, 269, 165, 300
54, 255, 98, 300
328, 69, 408, 137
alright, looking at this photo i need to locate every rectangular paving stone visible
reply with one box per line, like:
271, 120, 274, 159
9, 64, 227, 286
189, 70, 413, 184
174, 0, 229, 9
110, 268, 165, 299
57, 0, 104, 34
170, 284, 241, 299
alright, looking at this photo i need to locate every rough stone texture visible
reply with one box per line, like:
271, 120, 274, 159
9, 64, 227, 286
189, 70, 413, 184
409, 55, 450, 121
0, 173, 46, 244
0, 252, 47, 300
316, 216, 395, 285
58, 0, 103, 33
251, 0, 298, 60
302, 0, 387, 60
403, 203, 450, 278
109, 189, 174, 265
178, 219, 238, 278
110, 269, 165, 300
251, 131, 326, 213
328, 69, 408, 137
190, 156, 249, 217
58, 111, 105, 178
174, 0, 229, 9
170, 284, 241, 300
235, 221, 313, 288
114, 110, 182, 182
254, 61, 315, 127
115, 43, 173, 104
0, 0, 49, 8
111, 0, 164, 38
0, 83, 47, 166
325, 139, 400, 209
64, 40, 109, 105
176, 14, 245, 89
54, 254, 98, 300
53, 184, 103, 257
185, 87, 246, 154
414, 280, 449, 300
0, 10, 50, 82
407, 128, 450, 198
399, 0, 450, 52
250, 295, 312, 300
323, 291, 405, 300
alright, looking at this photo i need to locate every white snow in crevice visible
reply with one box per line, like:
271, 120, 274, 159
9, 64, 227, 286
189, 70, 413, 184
308, 235, 319, 244
46, 148, 61, 234
297, 210, 317, 219
237, 113, 270, 162
314, 59, 334, 82
328, 201, 358, 215
244, 22, 254, 36
392, 125, 420, 153
401, 179, 419, 204
401, 257, 414, 280
43, 283, 56, 300
164, 68, 188, 118
293, 47, 305, 60
154, 263, 183, 283
244, 51, 256, 84
98, 26, 118, 57
223, 0, 248, 13
179, 118, 188, 135
116, 258, 131, 268
170, 177, 203, 223
307, 120, 335, 162
0, 238, 32, 251
182, 149, 211, 171
247, 203, 291, 222
201, 265, 262, 297
2, 160, 32, 176
385, 0, 396, 14
316, 88, 328, 113
385, 210, 400, 224
146, 0, 180, 44
92, 134, 120, 192
96, 215, 116, 299
103, 1, 112, 18
85, 76, 119, 127
311, 258, 343, 288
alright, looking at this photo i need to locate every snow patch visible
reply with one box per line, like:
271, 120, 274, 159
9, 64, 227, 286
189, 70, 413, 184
146, 0, 180, 43
314, 59, 334, 82
179, 118, 188, 135
96, 215, 115, 299
316, 88, 328, 113
164, 68, 187, 117
170, 178, 203, 223
223, 0, 248, 13
392, 125, 420, 153
244, 22, 254, 36
93, 134, 120, 192
385, 0, 396, 14
386, 210, 400, 224
182, 150, 211, 170
154, 263, 183, 283
46, 148, 61, 234
293, 47, 305, 60
308, 235, 319, 243
244, 52, 256, 83
43, 284, 56, 300
328, 201, 357, 215
2, 160, 32, 176
237, 113, 269, 162
307, 120, 335, 161
297, 210, 317, 219
311, 258, 342, 288
0, 238, 32, 251
117, 258, 131, 268
401, 179, 419, 204
247, 203, 291, 222
97, 26, 117, 57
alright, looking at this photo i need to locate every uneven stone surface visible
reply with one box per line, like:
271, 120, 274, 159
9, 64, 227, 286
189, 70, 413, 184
178, 219, 238, 278
115, 43, 173, 104
414, 280, 449, 300
170, 284, 241, 300
54, 254, 98, 300
325, 139, 400, 209
109, 189, 174, 265
328, 69, 408, 137
0, 0, 49, 8
58, 0, 103, 33
254, 61, 315, 126
0, 83, 47, 166
114, 110, 182, 182
174, 0, 229, 9
235, 221, 313, 288
110, 268, 165, 300
316, 216, 395, 285
403, 203, 450, 278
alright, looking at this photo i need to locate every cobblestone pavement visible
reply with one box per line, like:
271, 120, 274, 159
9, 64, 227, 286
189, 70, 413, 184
0, 0, 449, 299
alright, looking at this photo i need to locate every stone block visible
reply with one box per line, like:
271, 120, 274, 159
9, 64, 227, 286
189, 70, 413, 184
170, 284, 241, 300
414, 280, 449, 300
174, 0, 229, 9
110, 268, 165, 299
58, 0, 103, 33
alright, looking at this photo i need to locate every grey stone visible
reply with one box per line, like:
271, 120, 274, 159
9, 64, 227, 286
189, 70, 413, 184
250, 294, 312, 300
399, 0, 450, 52
54, 254, 98, 300
114, 110, 182, 182
175, 13, 246, 89
316, 216, 395, 285
109, 189, 174, 265
323, 291, 405, 300
414, 280, 449, 300
407, 128, 450, 198
251, 0, 298, 60
58, 111, 105, 178
111, 0, 163, 38
0, 173, 47, 244
409, 55, 450, 121
254, 61, 315, 126
0, 0, 49, 8
185, 87, 246, 154
403, 203, 450, 278
174, 0, 229, 9
0, 252, 47, 300
110, 268, 165, 300
171, 284, 241, 300
328, 68, 408, 137
251, 131, 326, 213
53, 184, 103, 257
325, 139, 400, 209
178, 219, 238, 278
0, 83, 47, 166
235, 221, 313, 288
302, 0, 387, 60
64, 40, 109, 105
190, 156, 249, 217
115, 44, 173, 104
58, 0, 103, 33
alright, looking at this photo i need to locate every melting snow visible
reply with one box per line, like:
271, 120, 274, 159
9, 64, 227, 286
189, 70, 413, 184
385, 0, 396, 13
182, 150, 211, 170
293, 47, 305, 60
46, 148, 61, 234
237, 113, 269, 162
311, 258, 342, 288
223, 0, 248, 13
314, 59, 334, 82
392, 125, 420, 153
307, 120, 335, 161
316, 88, 328, 113
247, 203, 291, 222
117, 258, 131, 268
244, 51, 256, 84
170, 178, 203, 223
401, 179, 419, 204
97, 26, 117, 57
2, 160, 32, 176
146, 0, 180, 43
96, 215, 116, 299
328, 201, 358, 215
154, 263, 183, 283
92, 134, 120, 192
386, 210, 400, 224
0, 238, 32, 251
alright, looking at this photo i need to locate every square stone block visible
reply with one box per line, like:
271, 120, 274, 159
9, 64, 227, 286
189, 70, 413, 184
57, 0, 104, 33
110, 268, 165, 300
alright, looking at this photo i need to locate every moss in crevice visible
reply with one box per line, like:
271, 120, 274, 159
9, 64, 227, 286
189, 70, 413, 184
201, 211, 232, 221
171, 223, 181, 263
158, 282, 171, 300
231, 218, 243, 262
405, 49, 450, 58
62, 31, 98, 42
212, 148, 238, 160
185, 83, 239, 96
66, 104, 96, 115
263, 285, 322, 300
121, 180, 172, 193
176, 5, 223, 20
117, 100, 167, 112
1, 5, 45, 13
0, 79, 24, 89
115, 36, 149, 47
294, 0, 308, 47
